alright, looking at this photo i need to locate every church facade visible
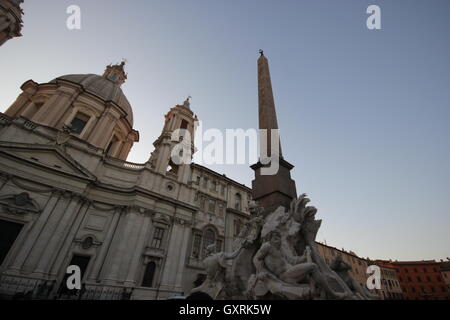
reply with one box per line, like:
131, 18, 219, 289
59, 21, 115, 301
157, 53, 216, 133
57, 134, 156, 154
0, 62, 252, 299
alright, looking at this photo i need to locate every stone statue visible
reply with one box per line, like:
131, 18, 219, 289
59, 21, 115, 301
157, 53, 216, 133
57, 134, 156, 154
190, 241, 247, 299
226, 194, 373, 300
0, 16, 11, 33
248, 228, 348, 300
330, 255, 378, 300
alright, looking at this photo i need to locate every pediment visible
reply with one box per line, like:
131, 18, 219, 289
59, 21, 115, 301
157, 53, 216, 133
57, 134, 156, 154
0, 143, 95, 180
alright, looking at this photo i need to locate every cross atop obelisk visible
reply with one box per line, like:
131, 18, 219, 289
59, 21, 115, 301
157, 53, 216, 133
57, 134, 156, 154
251, 51, 297, 212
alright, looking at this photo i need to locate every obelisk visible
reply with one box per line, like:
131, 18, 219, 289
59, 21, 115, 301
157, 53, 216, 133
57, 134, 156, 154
251, 50, 297, 212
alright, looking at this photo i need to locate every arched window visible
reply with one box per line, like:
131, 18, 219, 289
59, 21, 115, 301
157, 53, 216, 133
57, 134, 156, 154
234, 193, 242, 211
166, 159, 179, 175
202, 229, 216, 258
142, 262, 156, 288
70, 112, 90, 135
106, 135, 119, 156
192, 228, 223, 260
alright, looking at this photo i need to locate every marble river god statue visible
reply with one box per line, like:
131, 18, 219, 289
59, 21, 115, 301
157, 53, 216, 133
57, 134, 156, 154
189, 194, 375, 300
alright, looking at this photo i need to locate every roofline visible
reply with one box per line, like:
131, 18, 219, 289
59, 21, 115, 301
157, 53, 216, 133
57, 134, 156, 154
315, 241, 366, 261
191, 162, 252, 192
375, 259, 442, 265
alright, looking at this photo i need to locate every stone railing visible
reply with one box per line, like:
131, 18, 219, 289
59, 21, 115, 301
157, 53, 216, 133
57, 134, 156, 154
0, 274, 40, 297
0, 112, 13, 124
104, 157, 145, 170
80, 284, 125, 300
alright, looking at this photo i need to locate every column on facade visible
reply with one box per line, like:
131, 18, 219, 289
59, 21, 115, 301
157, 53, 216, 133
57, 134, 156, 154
154, 141, 172, 174
48, 89, 82, 128
87, 108, 116, 148
116, 210, 143, 283
32, 88, 78, 126
100, 208, 137, 284
110, 140, 124, 158
177, 164, 191, 185
87, 206, 122, 282
158, 221, 188, 293
117, 136, 134, 160
4, 82, 38, 118
34, 195, 84, 274
6, 191, 61, 274
49, 199, 91, 277
24, 192, 73, 275
124, 213, 152, 286
173, 223, 191, 291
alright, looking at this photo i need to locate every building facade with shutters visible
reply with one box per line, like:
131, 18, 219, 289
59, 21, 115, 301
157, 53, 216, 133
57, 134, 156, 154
376, 260, 450, 300
0, 62, 252, 299
373, 264, 403, 300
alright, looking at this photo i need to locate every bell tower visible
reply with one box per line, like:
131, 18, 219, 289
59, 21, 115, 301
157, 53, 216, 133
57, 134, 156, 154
149, 97, 197, 184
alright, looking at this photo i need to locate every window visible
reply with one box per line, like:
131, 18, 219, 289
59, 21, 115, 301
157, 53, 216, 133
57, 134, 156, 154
202, 229, 216, 258
211, 181, 217, 192
196, 176, 200, 185
106, 136, 119, 156
423, 268, 427, 273
407, 276, 412, 282
426, 276, 431, 282
180, 119, 189, 129
218, 203, 224, 216
192, 234, 202, 258
221, 185, 226, 196
208, 199, 215, 213
166, 160, 179, 175
404, 268, 408, 273
70, 112, 89, 134
417, 276, 421, 282
411, 287, 416, 293
414, 268, 418, 273
200, 196, 206, 210
192, 230, 221, 260
234, 219, 243, 236
235, 193, 242, 211
203, 177, 208, 189
141, 262, 156, 288
151, 227, 165, 249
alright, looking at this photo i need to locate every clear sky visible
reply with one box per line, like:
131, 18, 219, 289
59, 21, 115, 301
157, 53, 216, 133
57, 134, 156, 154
1, 0, 449, 261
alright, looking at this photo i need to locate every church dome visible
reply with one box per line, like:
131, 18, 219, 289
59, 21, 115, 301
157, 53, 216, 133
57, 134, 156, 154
49, 63, 133, 126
